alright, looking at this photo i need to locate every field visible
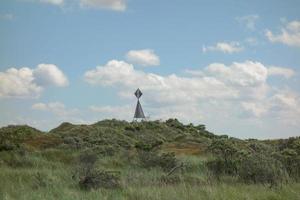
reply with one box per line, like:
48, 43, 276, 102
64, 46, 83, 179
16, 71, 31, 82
0, 119, 299, 200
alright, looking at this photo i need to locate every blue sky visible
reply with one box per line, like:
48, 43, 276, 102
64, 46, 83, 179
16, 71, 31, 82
1, 0, 300, 139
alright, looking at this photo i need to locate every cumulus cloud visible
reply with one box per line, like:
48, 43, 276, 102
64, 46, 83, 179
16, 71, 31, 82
126, 49, 160, 67
84, 59, 300, 130
266, 20, 300, 47
202, 42, 243, 54
0, 68, 42, 98
236, 14, 259, 31
80, 0, 126, 11
84, 60, 237, 105
33, 64, 69, 87
0, 64, 68, 98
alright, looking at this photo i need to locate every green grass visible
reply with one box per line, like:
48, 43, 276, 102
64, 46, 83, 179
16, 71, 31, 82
1, 152, 300, 200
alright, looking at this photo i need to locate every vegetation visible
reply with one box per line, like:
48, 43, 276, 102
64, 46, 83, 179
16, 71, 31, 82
0, 119, 299, 199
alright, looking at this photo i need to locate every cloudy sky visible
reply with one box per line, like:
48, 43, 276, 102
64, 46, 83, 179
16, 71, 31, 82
1, 0, 300, 139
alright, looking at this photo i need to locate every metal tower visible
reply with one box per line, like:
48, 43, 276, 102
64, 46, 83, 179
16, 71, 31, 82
133, 88, 145, 120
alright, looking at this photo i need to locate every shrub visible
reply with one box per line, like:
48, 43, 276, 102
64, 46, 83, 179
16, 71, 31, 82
0, 142, 15, 151
166, 119, 185, 131
2, 152, 33, 168
277, 149, 300, 180
238, 153, 288, 186
206, 158, 238, 179
160, 175, 181, 185
135, 140, 163, 151
74, 152, 121, 190
208, 139, 239, 160
79, 170, 121, 190
138, 151, 177, 171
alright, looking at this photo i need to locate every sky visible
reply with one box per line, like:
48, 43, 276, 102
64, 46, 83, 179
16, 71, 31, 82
0, 0, 300, 139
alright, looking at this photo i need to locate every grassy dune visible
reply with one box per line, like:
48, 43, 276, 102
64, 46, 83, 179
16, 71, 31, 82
0, 119, 299, 200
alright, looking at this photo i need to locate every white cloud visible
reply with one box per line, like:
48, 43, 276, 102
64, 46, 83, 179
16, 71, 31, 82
84, 60, 238, 105
32, 102, 79, 117
0, 14, 14, 20
0, 68, 42, 98
40, 0, 64, 6
33, 64, 69, 87
266, 20, 300, 47
241, 101, 269, 117
126, 49, 160, 66
202, 42, 243, 54
0, 64, 68, 98
236, 14, 259, 31
32, 0, 127, 11
84, 60, 300, 133
79, 0, 126, 11
268, 66, 295, 78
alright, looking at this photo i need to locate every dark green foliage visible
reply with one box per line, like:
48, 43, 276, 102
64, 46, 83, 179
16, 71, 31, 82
208, 139, 239, 161
75, 152, 121, 190
1, 152, 33, 168
206, 158, 238, 178
79, 170, 121, 190
0, 125, 42, 147
0, 142, 15, 151
276, 149, 300, 180
166, 118, 185, 131
138, 151, 177, 171
135, 140, 163, 151
238, 153, 288, 186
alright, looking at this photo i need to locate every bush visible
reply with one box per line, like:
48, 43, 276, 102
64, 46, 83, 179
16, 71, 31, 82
135, 140, 163, 151
277, 149, 300, 180
160, 175, 181, 185
206, 158, 238, 179
238, 153, 288, 186
1, 152, 33, 168
208, 139, 238, 161
79, 170, 121, 190
0, 142, 15, 151
138, 151, 177, 171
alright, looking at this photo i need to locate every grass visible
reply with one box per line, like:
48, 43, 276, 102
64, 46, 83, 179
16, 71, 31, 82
1, 151, 300, 200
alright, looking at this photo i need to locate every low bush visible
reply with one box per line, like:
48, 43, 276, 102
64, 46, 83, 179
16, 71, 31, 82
206, 158, 238, 179
138, 151, 177, 171
79, 170, 121, 190
238, 153, 288, 187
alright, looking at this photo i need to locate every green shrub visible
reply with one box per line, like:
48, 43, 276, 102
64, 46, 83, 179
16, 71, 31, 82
238, 153, 288, 186
138, 151, 177, 171
79, 170, 121, 190
135, 140, 163, 151
276, 149, 300, 180
206, 158, 238, 179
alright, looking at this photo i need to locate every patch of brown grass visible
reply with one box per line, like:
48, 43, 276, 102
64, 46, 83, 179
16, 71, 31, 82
24, 135, 62, 149
162, 142, 206, 155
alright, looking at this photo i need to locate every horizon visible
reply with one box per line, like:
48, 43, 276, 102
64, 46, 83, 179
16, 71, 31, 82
1, 0, 300, 139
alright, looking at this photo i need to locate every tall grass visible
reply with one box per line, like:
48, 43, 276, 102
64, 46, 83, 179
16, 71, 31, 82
1, 151, 300, 200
